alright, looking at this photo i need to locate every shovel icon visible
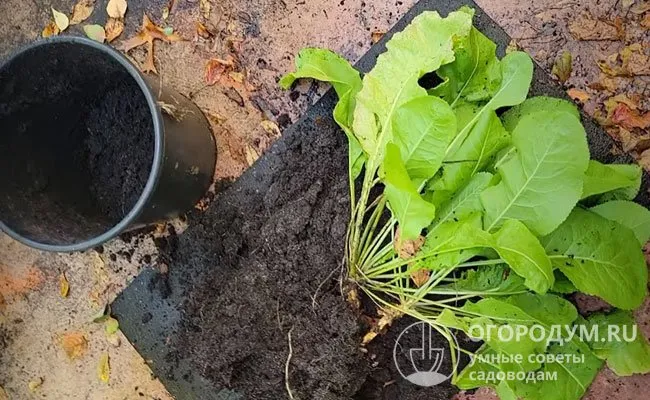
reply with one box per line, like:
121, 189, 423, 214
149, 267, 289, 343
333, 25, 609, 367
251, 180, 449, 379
405, 324, 448, 387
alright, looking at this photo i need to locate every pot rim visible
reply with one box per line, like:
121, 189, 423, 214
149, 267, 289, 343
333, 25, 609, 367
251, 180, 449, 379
0, 36, 165, 252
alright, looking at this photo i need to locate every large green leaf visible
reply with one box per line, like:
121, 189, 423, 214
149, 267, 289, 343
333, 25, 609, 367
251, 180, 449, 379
392, 96, 457, 181
279, 48, 366, 178
438, 264, 527, 296
501, 96, 580, 133
542, 208, 648, 310
431, 172, 494, 229
352, 8, 474, 163
430, 27, 501, 104
584, 311, 650, 376
591, 200, 650, 244
382, 143, 436, 239
504, 293, 577, 327
444, 51, 533, 158
430, 109, 509, 204
481, 110, 590, 235
581, 160, 642, 201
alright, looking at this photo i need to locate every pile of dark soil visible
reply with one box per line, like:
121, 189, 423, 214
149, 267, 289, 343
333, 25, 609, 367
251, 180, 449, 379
79, 81, 154, 221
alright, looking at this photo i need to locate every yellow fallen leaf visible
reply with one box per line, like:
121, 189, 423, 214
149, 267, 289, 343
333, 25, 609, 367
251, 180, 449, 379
52, 8, 69, 31
245, 145, 259, 166
106, 0, 127, 19
229, 71, 245, 83
119, 14, 182, 75
371, 31, 385, 44
28, 377, 43, 393
260, 120, 281, 138
551, 50, 572, 83
107, 333, 121, 347
70, 0, 95, 25
59, 272, 70, 298
98, 352, 110, 383
42, 21, 60, 38
61, 332, 88, 360
162, 6, 170, 20
410, 268, 430, 288
105, 17, 124, 43
196, 22, 213, 38
200, 0, 211, 19
84, 24, 106, 43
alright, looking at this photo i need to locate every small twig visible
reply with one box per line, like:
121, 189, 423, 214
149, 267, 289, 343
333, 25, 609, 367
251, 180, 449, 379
285, 326, 296, 400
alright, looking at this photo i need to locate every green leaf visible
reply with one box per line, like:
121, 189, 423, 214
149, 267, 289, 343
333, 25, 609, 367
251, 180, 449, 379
439, 264, 527, 296
382, 143, 435, 239
430, 109, 509, 204
501, 96, 580, 133
444, 51, 533, 158
551, 271, 577, 294
481, 110, 590, 235
455, 345, 500, 389
105, 317, 120, 335
279, 48, 366, 179
509, 340, 602, 400
542, 208, 648, 310
584, 310, 650, 376
581, 160, 642, 201
431, 27, 501, 104
419, 213, 485, 271
504, 293, 577, 327
352, 7, 474, 163
591, 200, 650, 244
392, 96, 457, 181
430, 172, 494, 229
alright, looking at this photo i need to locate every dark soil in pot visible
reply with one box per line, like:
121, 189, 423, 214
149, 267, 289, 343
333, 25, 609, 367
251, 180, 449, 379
77, 81, 154, 221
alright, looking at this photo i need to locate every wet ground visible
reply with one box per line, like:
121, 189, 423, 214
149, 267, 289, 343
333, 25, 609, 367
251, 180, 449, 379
1, 0, 649, 399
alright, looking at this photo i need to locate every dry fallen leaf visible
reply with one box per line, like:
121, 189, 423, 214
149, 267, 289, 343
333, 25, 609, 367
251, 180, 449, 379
70, 0, 95, 25
61, 332, 88, 360
567, 88, 591, 103
410, 268, 430, 288
260, 120, 281, 138
643, 13, 650, 29
362, 307, 402, 345
639, 148, 650, 171
107, 333, 121, 347
52, 8, 70, 32
631, 2, 650, 14
371, 31, 385, 44
505, 39, 520, 54
552, 50, 572, 83
106, 0, 127, 19
119, 14, 182, 74
42, 21, 60, 37
84, 24, 106, 43
59, 272, 69, 298
98, 352, 110, 383
28, 377, 43, 393
568, 15, 620, 40
204, 57, 234, 85
105, 18, 124, 42
196, 22, 214, 38
200, 0, 211, 19
245, 145, 259, 166
0, 385, 7, 400
0, 291, 6, 313
612, 103, 650, 130
229, 71, 245, 83
588, 74, 621, 92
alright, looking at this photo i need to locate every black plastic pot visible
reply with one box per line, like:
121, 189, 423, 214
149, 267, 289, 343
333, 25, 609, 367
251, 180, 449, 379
0, 37, 216, 252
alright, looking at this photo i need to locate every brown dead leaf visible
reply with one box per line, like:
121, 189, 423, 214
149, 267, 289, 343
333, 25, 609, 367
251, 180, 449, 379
0, 385, 7, 400
612, 103, 650, 130
205, 57, 235, 85
568, 15, 620, 40
346, 286, 361, 309
70, 0, 94, 25
119, 14, 182, 74
59, 272, 69, 298
567, 88, 591, 103
588, 74, 621, 92
610, 94, 638, 110
410, 268, 430, 288
106, 0, 127, 19
639, 148, 650, 171
631, 2, 650, 14
42, 21, 60, 37
105, 18, 124, 42
552, 50, 572, 83
0, 291, 5, 313
394, 228, 425, 259
371, 31, 385, 44
61, 332, 88, 360
506, 39, 520, 54
260, 120, 281, 138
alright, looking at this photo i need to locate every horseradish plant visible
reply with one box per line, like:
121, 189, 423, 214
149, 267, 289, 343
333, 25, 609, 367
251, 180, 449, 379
282, 7, 650, 399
